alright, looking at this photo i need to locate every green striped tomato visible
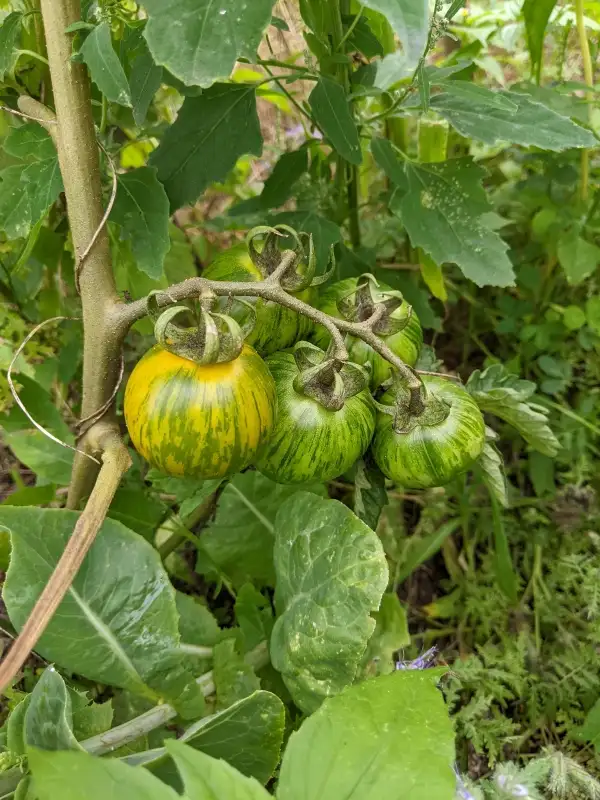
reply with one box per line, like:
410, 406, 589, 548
256, 351, 376, 484
313, 277, 423, 389
372, 375, 485, 488
203, 244, 314, 356
124, 344, 276, 479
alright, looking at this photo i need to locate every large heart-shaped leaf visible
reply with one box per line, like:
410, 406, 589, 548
1, 508, 203, 719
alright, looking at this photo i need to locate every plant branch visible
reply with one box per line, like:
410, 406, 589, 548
0, 425, 131, 695
82, 642, 269, 756
575, 0, 595, 203
39, 0, 124, 508
117, 277, 424, 408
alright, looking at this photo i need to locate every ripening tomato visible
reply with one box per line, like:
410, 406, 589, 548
256, 351, 376, 484
313, 277, 423, 388
372, 375, 485, 488
202, 244, 314, 355
124, 344, 276, 479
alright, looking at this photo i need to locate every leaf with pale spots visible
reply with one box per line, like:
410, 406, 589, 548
383, 154, 515, 288
430, 89, 596, 150
270, 493, 388, 713
1, 507, 204, 719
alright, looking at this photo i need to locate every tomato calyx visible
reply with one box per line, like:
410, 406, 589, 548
292, 341, 370, 412
375, 378, 451, 434
336, 273, 415, 337
246, 224, 335, 293
147, 290, 255, 365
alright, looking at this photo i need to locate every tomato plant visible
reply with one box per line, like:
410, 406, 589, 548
0, 0, 598, 798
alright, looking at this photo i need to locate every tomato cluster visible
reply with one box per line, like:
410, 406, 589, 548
124, 243, 486, 490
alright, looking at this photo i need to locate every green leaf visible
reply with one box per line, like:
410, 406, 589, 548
352, 459, 388, 530
277, 671, 456, 800
557, 230, 600, 285
587, 296, 600, 335
147, 471, 222, 519
260, 149, 308, 208
360, 0, 428, 66
0, 12, 22, 80
396, 519, 460, 584
24, 668, 81, 753
4, 124, 56, 161
213, 638, 260, 710
29, 747, 179, 800
562, 305, 587, 331
79, 22, 131, 106
197, 472, 325, 589
143, 0, 275, 88
71, 698, 113, 742
528, 451, 555, 497
110, 167, 170, 280
235, 584, 273, 652
270, 493, 388, 713
22, 157, 64, 223
308, 78, 362, 165
386, 156, 515, 288
0, 126, 62, 240
573, 697, 600, 751
476, 437, 508, 508
3, 431, 74, 485
466, 364, 560, 457
166, 740, 271, 799
490, 497, 518, 605
523, 0, 559, 81
431, 80, 518, 111
108, 488, 167, 540
1, 507, 204, 719
371, 137, 408, 189
151, 83, 262, 210
3, 375, 70, 438
130, 44, 162, 126
143, 691, 284, 788
176, 591, 222, 647
344, 14, 384, 58
429, 90, 596, 150
364, 593, 410, 673
1, 484, 56, 507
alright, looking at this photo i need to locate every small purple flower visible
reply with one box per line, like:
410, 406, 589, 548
454, 766, 476, 800
395, 646, 438, 670
496, 774, 529, 797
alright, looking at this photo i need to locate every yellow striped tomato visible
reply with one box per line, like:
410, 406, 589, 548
124, 344, 276, 479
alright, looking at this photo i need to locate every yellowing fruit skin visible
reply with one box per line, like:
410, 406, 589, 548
124, 344, 276, 479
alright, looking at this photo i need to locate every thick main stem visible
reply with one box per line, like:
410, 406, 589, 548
575, 0, 594, 203
40, 0, 123, 507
